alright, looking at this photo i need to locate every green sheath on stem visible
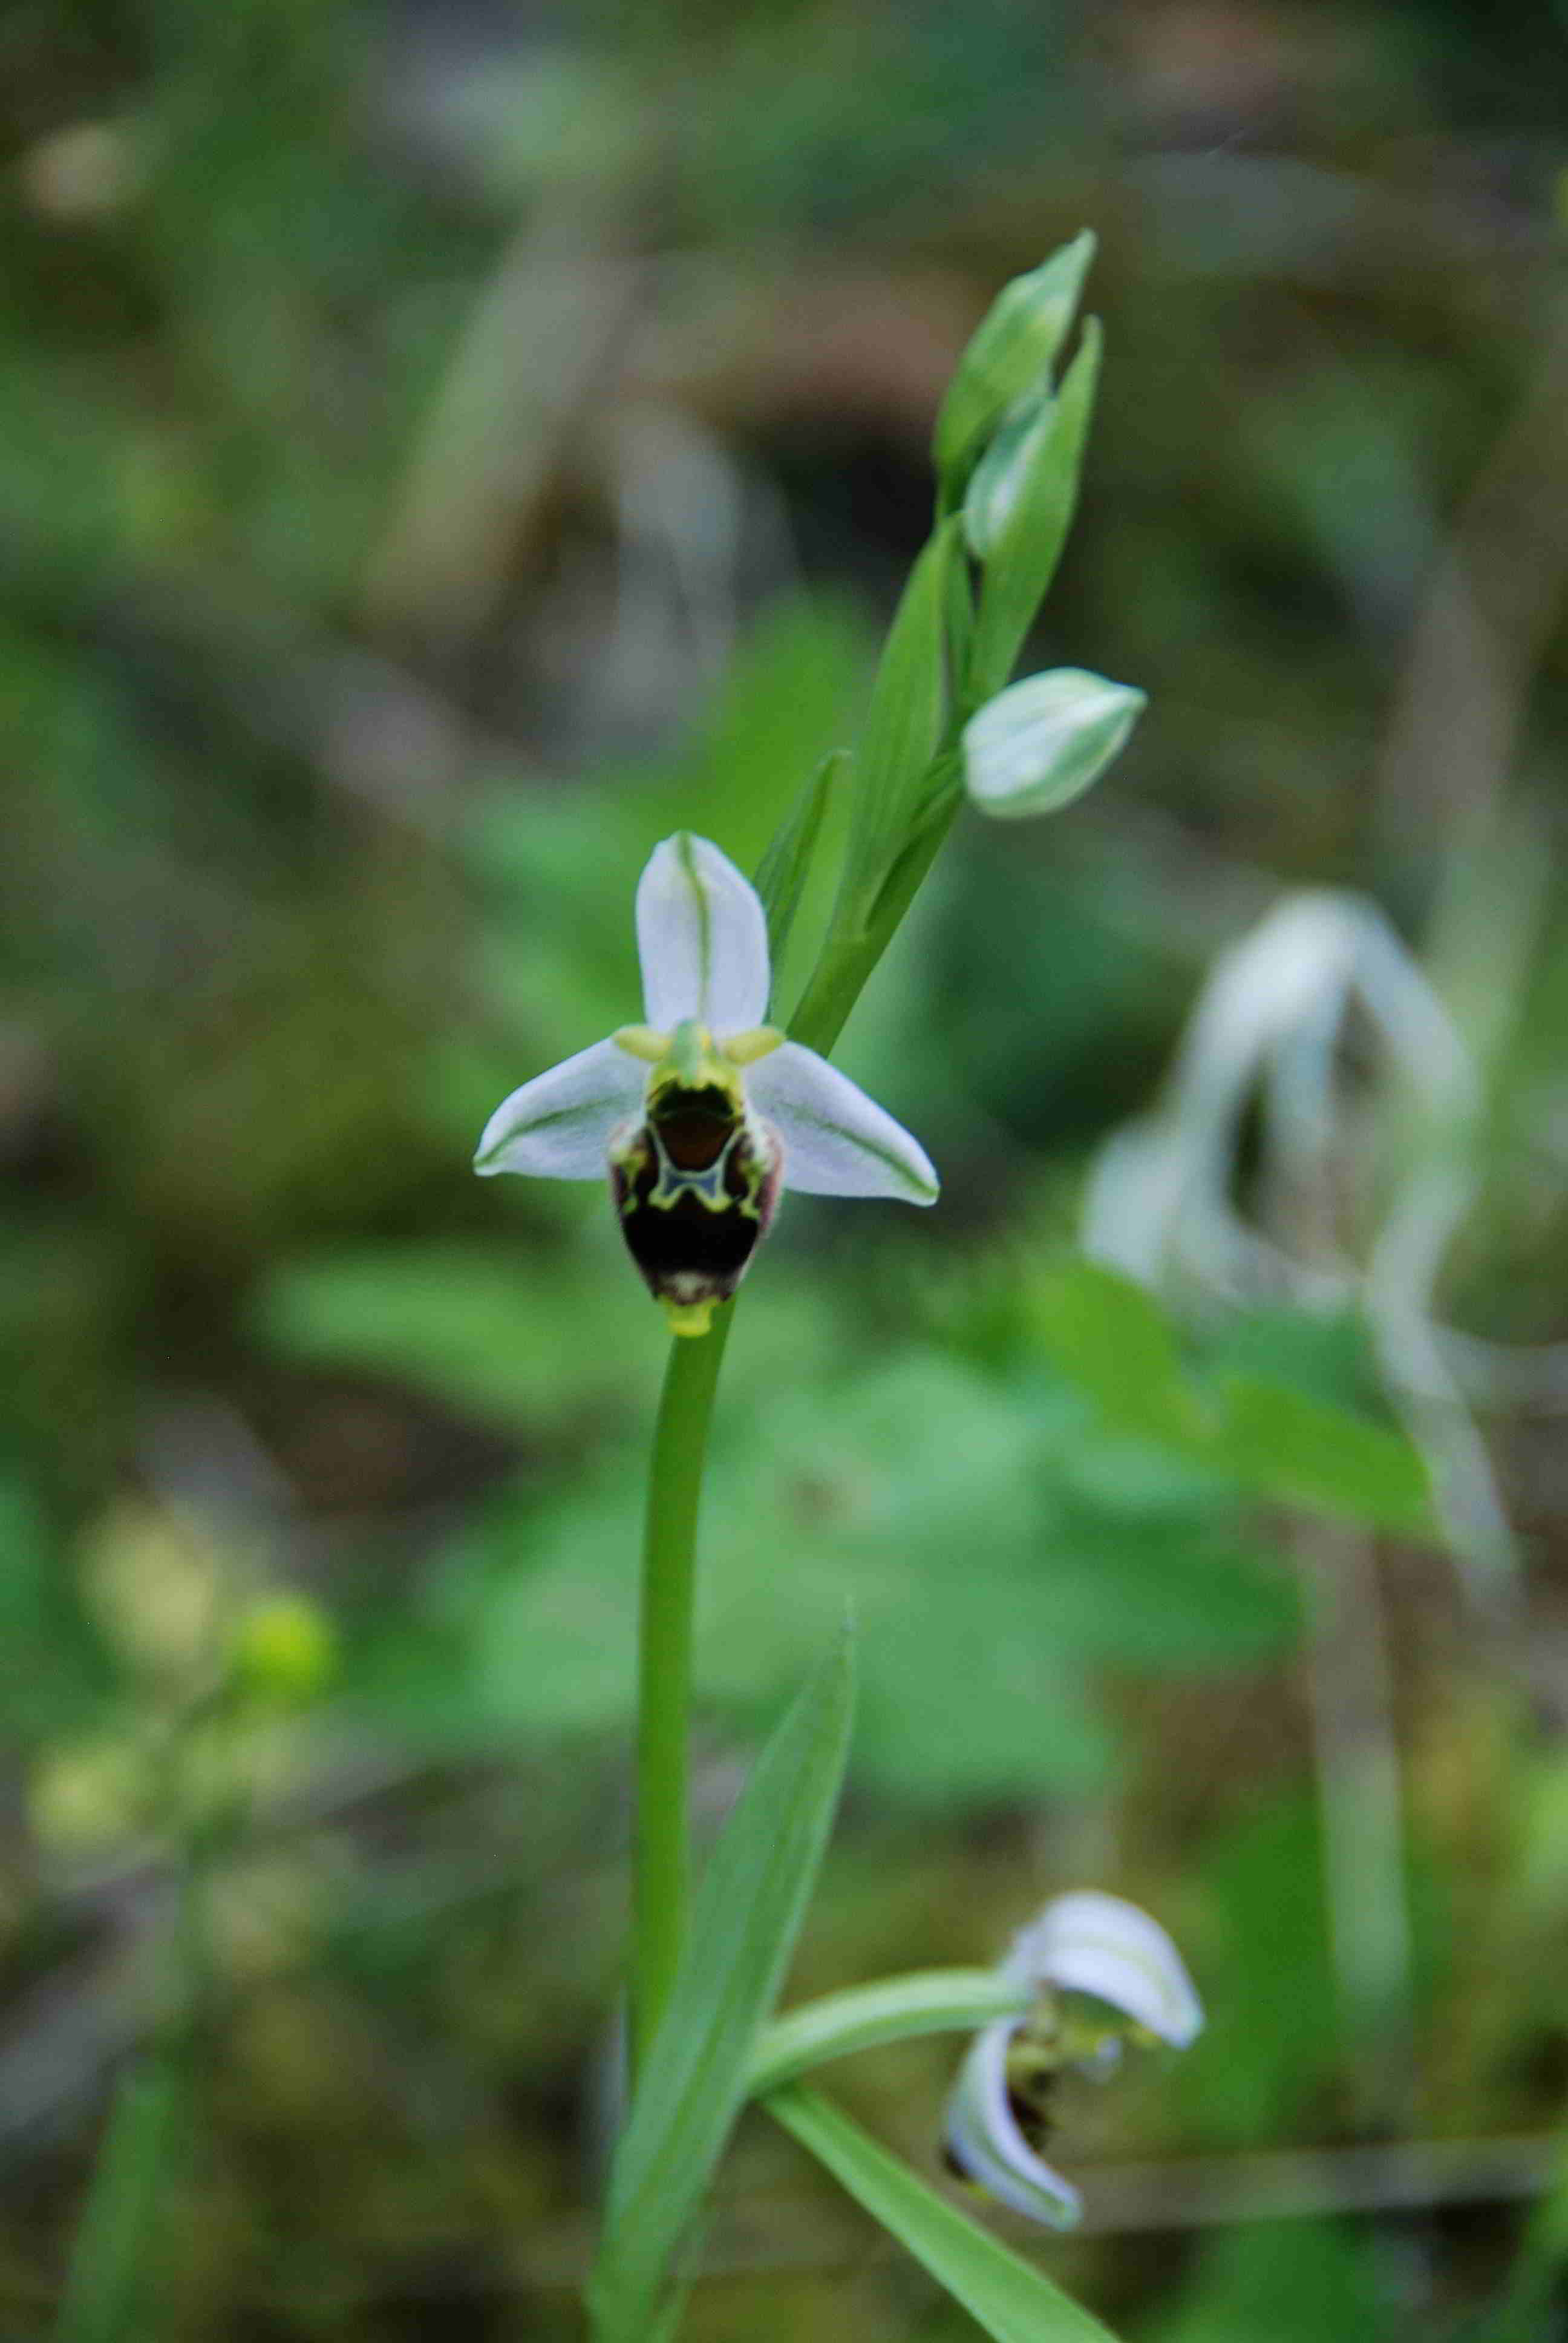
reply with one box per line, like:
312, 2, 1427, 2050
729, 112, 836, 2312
633, 1312, 733, 2074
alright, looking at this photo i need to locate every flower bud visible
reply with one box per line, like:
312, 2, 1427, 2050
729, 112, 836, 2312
964, 670, 1145, 820
232, 1594, 338, 1706
933, 233, 1096, 491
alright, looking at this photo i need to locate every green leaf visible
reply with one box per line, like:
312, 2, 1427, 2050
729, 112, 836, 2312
964, 669, 1146, 821
845, 515, 964, 913
753, 748, 846, 1005
57, 2057, 185, 2343
970, 321, 1102, 701
588, 1631, 857, 2342
750, 1970, 1028, 2096
933, 233, 1097, 496
0, 1473, 116, 1741
1145, 2220, 1395, 2343
1179, 1795, 1334, 2145
766, 2086, 1122, 2343
945, 536, 978, 695
1215, 1372, 1431, 1531
1039, 1517, 1302, 1670
250, 1244, 630, 1429
1031, 1260, 1207, 1449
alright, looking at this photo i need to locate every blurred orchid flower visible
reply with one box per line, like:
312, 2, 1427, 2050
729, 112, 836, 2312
1083, 890, 1474, 1300
475, 833, 937, 1334
1080, 888, 1524, 1597
944, 1891, 1202, 2227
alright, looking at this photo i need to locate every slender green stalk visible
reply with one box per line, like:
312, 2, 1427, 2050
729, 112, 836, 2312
57, 1751, 220, 2343
631, 793, 959, 2079
633, 1312, 733, 2073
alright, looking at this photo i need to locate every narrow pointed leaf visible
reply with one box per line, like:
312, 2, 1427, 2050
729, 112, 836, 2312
846, 516, 963, 913
588, 1631, 856, 2342
945, 528, 978, 686
766, 2086, 1121, 2343
971, 322, 1102, 701
933, 233, 1097, 496
749, 1970, 1029, 2096
58, 2057, 185, 2343
753, 749, 846, 1003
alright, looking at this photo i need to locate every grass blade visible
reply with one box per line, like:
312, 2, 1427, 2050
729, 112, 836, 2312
766, 2084, 1122, 2343
56, 2057, 184, 2343
754, 747, 846, 1004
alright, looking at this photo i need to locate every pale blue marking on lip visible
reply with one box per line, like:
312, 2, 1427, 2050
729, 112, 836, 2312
647, 1127, 740, 1213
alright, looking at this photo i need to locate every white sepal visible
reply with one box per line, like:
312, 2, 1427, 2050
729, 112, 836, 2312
473, 1038, 644, 1180
943, 2021, 1082, 2229
964, 669, 1145, 819
1009, 1892, 1204, 2048
635, 832, 771, 1035
943, 1891, 1201, 2229
746, 1041, 938, 1204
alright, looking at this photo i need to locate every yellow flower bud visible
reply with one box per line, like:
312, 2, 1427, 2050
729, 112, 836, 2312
231, 1595, 336, 1706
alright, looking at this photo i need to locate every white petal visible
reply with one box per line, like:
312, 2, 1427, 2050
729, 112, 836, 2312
1013, 1892, 1204, 2048
635, 833, 770, 1034
943, 2021, 1082, 2229
474, 1037, 644, 1180
963, 669, 1145, 819
745, 1043, 938, 1204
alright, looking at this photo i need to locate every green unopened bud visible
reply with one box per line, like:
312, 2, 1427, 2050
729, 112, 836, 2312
963, 669, 1146, 819
969, 324, 1102, 699
962, 391, 1051, 562
232, 1594, 337, 1706
933, 232, 1096, 493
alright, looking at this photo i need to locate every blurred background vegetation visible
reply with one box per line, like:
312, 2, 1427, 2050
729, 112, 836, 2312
8, 0, 1568, 2334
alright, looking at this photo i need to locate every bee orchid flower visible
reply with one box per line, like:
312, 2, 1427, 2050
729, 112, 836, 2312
475, 833, 938, 1334
944, 1891, 1203, 2228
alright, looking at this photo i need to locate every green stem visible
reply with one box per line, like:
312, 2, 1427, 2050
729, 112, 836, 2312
633, 1310, 733, 2074
629, 767, 962, 2082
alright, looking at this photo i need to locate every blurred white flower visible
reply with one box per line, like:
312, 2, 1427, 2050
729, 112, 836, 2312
475, 833, 936, 1334
1080, 887, 1522, 1597
1082, 890, 1474, 1299
944, 1891, 1202, 2227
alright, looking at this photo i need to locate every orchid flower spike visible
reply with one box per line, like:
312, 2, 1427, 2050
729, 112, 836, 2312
944, 1891, 1203, 2229
475, 833, 938, 1335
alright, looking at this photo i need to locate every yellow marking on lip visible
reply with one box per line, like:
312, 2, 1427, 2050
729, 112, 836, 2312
645, 1019, 746, 1109
663, 1297, 717, 1337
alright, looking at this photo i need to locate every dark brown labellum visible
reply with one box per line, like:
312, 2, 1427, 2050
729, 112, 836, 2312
609, 1083, 782, 1309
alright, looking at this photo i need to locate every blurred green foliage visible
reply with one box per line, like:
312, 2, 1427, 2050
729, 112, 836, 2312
8, 0, 1568, 2335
